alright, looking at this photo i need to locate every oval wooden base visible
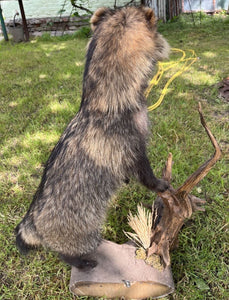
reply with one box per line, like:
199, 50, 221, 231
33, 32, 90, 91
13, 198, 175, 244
70, 240, 174, 299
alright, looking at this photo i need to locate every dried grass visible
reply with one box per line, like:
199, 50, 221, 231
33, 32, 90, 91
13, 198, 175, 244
124, 204, 152, 250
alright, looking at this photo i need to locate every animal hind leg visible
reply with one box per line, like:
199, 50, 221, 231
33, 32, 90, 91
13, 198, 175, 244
60, 253, 97, 269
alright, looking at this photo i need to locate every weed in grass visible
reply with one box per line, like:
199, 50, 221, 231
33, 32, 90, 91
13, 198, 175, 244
0, 14, 228, 299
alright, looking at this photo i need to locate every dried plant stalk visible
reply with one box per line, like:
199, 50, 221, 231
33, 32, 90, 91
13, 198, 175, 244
125, 204, 153, 250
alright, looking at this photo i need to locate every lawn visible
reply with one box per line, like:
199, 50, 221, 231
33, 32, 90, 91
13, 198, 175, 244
0, 14, 228, 299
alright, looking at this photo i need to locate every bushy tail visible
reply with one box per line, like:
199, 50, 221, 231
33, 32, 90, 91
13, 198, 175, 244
15, 224, 31, 255
15, 221, 41, 255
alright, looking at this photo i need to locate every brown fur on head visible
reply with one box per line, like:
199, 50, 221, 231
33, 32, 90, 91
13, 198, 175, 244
86, 6, 170, 113
90, 7, 113, 31
141, 6, 157, 27
91, 6, 157, 31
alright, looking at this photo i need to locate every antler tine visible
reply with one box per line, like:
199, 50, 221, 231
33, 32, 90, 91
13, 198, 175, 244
176, 102, 221, 195
163, 152, 173, 183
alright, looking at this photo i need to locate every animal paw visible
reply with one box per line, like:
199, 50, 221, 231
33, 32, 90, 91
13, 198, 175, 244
77, 258, 98, 270
154, 179, 169, 193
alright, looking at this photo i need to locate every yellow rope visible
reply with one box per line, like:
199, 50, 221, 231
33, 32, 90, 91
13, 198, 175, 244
146, 48, 198, 111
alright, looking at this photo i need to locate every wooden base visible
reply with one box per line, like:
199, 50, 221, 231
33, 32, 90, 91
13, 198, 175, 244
70, 240, 174, 299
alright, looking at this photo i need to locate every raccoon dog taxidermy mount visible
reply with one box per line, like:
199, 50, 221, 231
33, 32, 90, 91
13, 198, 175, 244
15, 6, 170, 269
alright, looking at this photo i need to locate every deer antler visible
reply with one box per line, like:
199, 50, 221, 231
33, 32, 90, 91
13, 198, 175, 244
148, 103, 221, 267
177, 103, 222, 195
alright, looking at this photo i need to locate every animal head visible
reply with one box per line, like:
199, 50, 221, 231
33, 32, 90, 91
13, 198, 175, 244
90, 6, 170, 62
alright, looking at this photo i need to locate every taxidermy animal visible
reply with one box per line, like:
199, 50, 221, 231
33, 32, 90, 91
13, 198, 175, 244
15, 6, 170, 269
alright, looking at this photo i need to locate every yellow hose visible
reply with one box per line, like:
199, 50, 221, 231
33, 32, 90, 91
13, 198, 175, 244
146, 48, 198, 111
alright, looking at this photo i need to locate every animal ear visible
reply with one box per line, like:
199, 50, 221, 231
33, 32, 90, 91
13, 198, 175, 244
142, 7, 157, 27
90, 7, 112, 31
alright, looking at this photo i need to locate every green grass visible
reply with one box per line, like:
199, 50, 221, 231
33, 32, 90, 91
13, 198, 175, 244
0, 14, 228, 299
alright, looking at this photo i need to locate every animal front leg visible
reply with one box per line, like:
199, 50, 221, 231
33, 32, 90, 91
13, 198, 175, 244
135, 153, 169, 193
